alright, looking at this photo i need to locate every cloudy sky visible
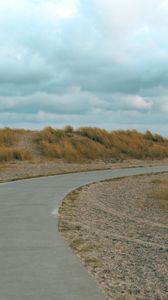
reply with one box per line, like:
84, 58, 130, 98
0, 0, 168, 134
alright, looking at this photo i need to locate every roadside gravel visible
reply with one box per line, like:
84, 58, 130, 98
59, 173, 168, 300
1, 159, 168, 182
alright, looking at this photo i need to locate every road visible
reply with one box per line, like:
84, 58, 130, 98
0, 165, 168, 300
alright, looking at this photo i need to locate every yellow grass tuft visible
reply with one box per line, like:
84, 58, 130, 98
0, 128, 31, 162
0, 146, 31, 162
0, 128, 18, 146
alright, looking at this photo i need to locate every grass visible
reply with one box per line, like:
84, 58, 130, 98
36, 127, 168, 162
0, 128, 30, 147
0, 128, 18, 146
1, 126, 168, 163
0, 128, 31, 162
0, 146, 31, 162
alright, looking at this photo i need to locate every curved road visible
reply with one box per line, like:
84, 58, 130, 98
0, 165, 168, 300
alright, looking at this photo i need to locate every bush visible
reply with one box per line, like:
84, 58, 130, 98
64, 125, 74, 133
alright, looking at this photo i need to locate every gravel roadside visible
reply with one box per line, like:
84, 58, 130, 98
59, 173, 168, 300
1, 159, 168, 182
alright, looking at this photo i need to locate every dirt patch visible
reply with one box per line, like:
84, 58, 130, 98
59, 173, 168, 300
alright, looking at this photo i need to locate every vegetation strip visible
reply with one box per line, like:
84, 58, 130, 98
37, 127, 168, 161
1, 127, 168, 163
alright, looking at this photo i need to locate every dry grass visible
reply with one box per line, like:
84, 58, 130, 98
0, 128, 31, 162
0, 128, 31, 146
1, 126, 168, 163
0, 128, 18, 146
36, 127, 168, 162
0, 146, 31, 162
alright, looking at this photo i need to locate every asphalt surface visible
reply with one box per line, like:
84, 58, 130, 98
1, 165, 168, 300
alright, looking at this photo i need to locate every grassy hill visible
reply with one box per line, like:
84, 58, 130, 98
0, 126, 168, 163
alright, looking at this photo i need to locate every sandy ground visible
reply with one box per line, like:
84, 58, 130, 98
1, 158, 168, 182
59, 173, 168, 300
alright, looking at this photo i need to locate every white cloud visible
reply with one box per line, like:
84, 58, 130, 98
154, 96, 168, 113
38, 0, 78, 19
161, 104, 168, 113
0, 89, 94, 114
0, 0, 78, 19
0, 0, 26, 8
94, 0, 144, 36
124, 95, 153, 110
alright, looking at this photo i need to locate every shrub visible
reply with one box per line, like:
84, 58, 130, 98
64, 125, 74, 133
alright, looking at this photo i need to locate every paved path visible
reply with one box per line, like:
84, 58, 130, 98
0, 165, 168, 300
